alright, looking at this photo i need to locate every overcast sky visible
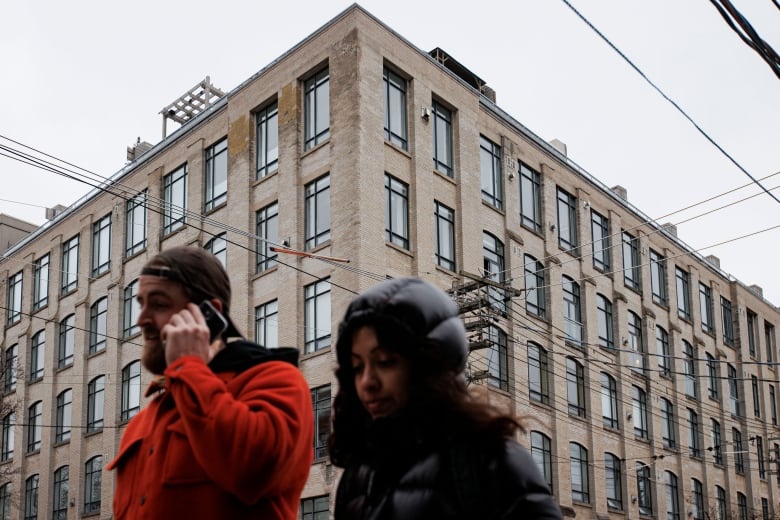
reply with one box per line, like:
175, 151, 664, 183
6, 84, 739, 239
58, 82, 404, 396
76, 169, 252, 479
1, 1, 778, 304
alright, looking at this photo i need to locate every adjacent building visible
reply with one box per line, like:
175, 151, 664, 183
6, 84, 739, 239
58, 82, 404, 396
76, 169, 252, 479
1, 5, 778, 519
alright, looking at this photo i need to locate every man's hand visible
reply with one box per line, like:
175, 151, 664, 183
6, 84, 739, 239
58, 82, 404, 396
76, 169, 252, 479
162, 303, 225, 365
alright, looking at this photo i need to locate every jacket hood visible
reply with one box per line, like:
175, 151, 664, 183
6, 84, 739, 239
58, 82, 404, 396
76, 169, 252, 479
335, 277, 468, 372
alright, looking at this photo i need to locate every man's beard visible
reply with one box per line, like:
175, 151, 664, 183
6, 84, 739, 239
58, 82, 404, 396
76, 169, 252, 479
141, 338, 167, 375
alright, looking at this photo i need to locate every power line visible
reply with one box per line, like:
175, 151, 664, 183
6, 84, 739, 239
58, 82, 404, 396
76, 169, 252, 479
559, 0, 780, 205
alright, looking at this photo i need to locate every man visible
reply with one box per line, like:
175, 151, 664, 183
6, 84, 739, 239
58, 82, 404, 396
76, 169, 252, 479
108, 245, 313, 519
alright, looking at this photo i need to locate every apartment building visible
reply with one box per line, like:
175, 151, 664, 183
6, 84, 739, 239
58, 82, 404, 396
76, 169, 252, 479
1, 4, 778, 519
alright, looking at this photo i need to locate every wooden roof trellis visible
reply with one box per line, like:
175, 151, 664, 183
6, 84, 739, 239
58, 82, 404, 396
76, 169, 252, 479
159, 76, 226, 138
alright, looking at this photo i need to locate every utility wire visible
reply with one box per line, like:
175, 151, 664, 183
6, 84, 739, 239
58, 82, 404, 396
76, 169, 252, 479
559, 0, 780, 205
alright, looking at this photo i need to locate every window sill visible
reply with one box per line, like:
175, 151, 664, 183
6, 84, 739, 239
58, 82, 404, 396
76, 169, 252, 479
384, 139, 411, 158
84, 428, 103, 438
253, 168, 279, 186
300, 346, 331, 363
432, 168, 457, 184
385, 241, 413, 257
301, 138, 330, 158
87, 348, 106, 360
124, 246, 148, 263
204, 200, 228, 216
252, 265, 279, 281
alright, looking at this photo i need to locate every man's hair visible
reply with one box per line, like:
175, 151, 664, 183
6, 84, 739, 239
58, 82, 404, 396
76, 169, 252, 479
143, 245, 232, 315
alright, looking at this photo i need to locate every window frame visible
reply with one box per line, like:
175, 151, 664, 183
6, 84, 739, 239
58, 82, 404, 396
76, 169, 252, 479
32, 253, 49, 311
528, 343, 550, 405
256, 101, 279, 178
204, 137, 228, 211
304, 174, 331, 250
486, 326, 508, 391
621, 230, 640, 290
254, 300, 279, 350
687, 408, 701, 458
26, 401, 42, 453
60, 234, 79, 295
91, 213, 111, 276
524, 254, 546, 318
255, 202, 279, 273
434, 201, 455, 271
84, 455, 102, 514
562, 275, 583, 347
29, 330, 45, 382
530, 431, 553, 493
656, 325, 671, 377
162, 164, 188, 235
54, 389, 72, 444
123, 279, 140, 338
125, 189, 147, 256
86, 375, 105, 432
89, 297, 108, 355
432, 100, 453, 176
383, 67, 408, 150
1, 412, 14, 462
699, 283, 714, 334
556, 187, 578, 252
570, 442, 590, 503
660, 397, 676, 448
721, 296, 735, 346
385, 174, 409, 249
649, 249, 667, 306
203, 233, 227, 267
632, 385, 649, 439
601, 372, 619, 429
675, 266, 691, 320
24, 474, 38, 520
6, 271, 22, 326
479, 135, 503, 210
303, 67, 330, 150
311, 384, 331, 460
121, 361, 141, 422
52, 465, 68, 520
57, 315, 74, 368
591, 210, 610, 272
566, 357, 586, 418
304, 278, 331, 354
605, 452, 623, 510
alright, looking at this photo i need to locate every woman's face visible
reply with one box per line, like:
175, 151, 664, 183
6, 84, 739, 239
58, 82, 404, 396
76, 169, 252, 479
351, 326, 411, 419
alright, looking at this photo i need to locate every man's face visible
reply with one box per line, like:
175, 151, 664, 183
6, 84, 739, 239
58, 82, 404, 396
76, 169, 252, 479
136, 274, 190, 375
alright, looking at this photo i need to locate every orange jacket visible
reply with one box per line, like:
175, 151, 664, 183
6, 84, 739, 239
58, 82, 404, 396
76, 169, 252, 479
107, 349, 314, 519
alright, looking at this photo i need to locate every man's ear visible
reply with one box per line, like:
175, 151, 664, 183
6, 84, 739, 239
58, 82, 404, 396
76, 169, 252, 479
209, 298, 224, 314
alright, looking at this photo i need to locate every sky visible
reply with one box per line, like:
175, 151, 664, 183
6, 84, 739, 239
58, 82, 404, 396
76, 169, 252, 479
1, 1, 778, 304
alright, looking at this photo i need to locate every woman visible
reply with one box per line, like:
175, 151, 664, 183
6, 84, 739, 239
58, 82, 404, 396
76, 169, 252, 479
330, 277, 561, 519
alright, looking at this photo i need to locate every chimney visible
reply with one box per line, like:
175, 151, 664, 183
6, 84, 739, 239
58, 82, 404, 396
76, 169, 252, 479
611, 185, 627, 200
705, 255, 721, 269
662, 223, 677, 237
549, 139, 567, 157
45, 204, 68, 221
127, 138, 154, 162
749, 285, 764, 298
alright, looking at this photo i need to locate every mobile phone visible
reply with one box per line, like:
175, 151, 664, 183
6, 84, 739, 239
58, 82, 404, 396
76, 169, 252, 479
199, 300, 229, 342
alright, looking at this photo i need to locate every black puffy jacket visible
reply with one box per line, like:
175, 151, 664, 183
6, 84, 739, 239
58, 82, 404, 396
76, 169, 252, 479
334, 414, 562, 520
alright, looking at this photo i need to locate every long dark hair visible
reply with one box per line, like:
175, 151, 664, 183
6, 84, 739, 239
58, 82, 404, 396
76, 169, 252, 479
328, 316, 522, 467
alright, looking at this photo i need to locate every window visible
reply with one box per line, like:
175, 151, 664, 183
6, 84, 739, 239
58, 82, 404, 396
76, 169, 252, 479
204, 137, 228, 211
89, 297, 108, 354
434, 201, 455, 271
699, 283, 714, 334
627, 311, 644, 373
728, 363, 741, 416
1, 412, 14, 461
757, 435, 766, 478
84, 456, 102, 513
766, 323, 776, 363
524, 255, 546, 318
530, 431, 553, 492
300, 495, 329, 520
557, 187, 577, 252
87, 375, 105, 432
55, 389, 72, 443
26, 402, 41, 453
715, 486, 726, 520
58, 315, 74, 368
61, 234, 79, 294
596, 294, 614, 350
123, 279, 140, 337
121, 361, 141, 422
570, 442, 589, 503
528, 343, 550, 405
687, 408, 701, 458
682, 340, 696, 398
649, 249, 667, 305
664, 471, 680, 520
304, 278, 331, 354
675, 267, 691, 320
706, 352, 719, 399
486, 326, 508, 391
255, 202, 279, 273
483, 232, 506, 314
566, 357, 586, 418
53, 466, 68, 520
311, 385, 331, 459
385, 174, 409, 249
256, 101, 279, 178
747, 309, 758, 358
24, 474, 38, 520
601, 372, 619, 429
660, 397, 676, 448
605, 452, 623, 510
691, 478, 704, 520
737, 492, 747, 520
622, 231, 640, 290
711, 419, 722, 464
519, 162, 542, 233
632, 385, 649, 439
3, 345, 16, 393
562, 276, 583, 347
91, 213, 111, 275
591, 210, 610, 271
721, 297, 735, 346
770, 385, 778, 425
383, 68, 407, 150
480, 135, 503, 209
0, 483, 10, 520
125, 189, 147, 256
656, 325, 671, 377
162, 164, 187, 235
304, 68, 330, 150
29, 331, 44, 382
762, 498, 769, 520
636, 463, 653, 516
201, 234, 227, 268
304, 174, 330, 250
32, 254, 49, 311
752, 375, 761, 418
6, 271, 22, 325
254, 300, 278, 350
432, 100, 453, 176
